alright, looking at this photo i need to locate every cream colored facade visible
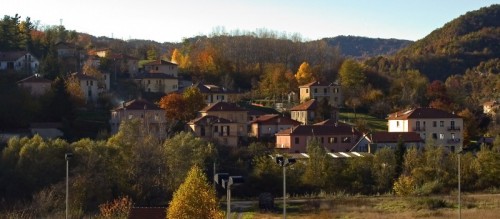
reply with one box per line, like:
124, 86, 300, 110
139, 77, 178, 93
200, 110, 247, 136
388, 108, 463, 151
299, 81, 342, 107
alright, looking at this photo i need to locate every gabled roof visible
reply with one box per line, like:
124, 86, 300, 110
113, 98, 161, 111
188, 115, 232, 125
144, 59, 177, 66
55, 42, 76, 49
70, 72, 97, 80
290, 99, 317, 111
249, 114, 301, 126
135, 73, 178, 79
276, 124, 360, 136
371, 132, 423, 143
299, 81, 340, 88
387, 107, 461, 120
200, 102, 246, 112
17, 74, 52, 84
0, 51, 36, 61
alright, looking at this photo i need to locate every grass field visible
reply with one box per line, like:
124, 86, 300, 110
230, 193, 500, 219
338, 111, 388, 132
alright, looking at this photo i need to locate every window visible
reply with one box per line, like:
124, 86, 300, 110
433, 121, 437, 127
90, 81, 93, 86
321, 137, 324, 143
451, 133, 455, 139
439, 133, 444, 139
341, 137, 351, 143
432, 133, 437, 139
397, 121, 400, 127
214, 126, 218, 133
295, 137, 299, 144
200, 126, 205, 136
324, 88, 327, 94
314, 88, 317, 93
306, 89, 309, 93
440, 121, 444, 127
328, 137, 337, 143
451, 120, 455, 128
148, 80, 151, 84
88, 90, 92, 97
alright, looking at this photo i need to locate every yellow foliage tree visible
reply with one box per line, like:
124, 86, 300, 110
295, 62, 315, 85
65, 75, 85, 107
166, 165, 223, 219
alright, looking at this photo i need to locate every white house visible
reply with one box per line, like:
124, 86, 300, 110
0, 51, 39, 74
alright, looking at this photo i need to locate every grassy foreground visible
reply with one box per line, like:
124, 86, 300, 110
230, 193, 500, 219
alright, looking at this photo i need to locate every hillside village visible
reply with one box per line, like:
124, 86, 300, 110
0, 4, 500, 218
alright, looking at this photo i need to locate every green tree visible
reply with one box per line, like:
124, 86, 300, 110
166, 165, 223, 219
182, 87, 207, 120
295, 62, 315, 85
339, 59, 366, 88
302, 139, 330, 190
372, 147, 397, 193
163, 132, 216, 192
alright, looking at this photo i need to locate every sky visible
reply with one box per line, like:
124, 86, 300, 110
2, 0, 499, 43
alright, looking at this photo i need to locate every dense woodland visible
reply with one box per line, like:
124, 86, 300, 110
1, 4, 500, 217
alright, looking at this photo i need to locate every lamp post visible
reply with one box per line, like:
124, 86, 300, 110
65, 153, 73, 219
214, 173, 244, 219
276, 155, 296, 219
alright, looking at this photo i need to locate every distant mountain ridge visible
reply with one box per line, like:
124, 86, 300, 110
321, 35, 413, 58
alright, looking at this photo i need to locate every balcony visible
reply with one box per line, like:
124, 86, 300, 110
447, 138, 461, 144
447, 126, 461, 131
412, 127, 426, 131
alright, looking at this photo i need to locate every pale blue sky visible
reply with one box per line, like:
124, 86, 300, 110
2, 0, 499, 42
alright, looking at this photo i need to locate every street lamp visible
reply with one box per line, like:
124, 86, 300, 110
214, 173, 244, 219
275, 155, 296, 219
65, 153, 73, 219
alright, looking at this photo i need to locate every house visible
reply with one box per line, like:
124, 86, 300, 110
249, 114, 301, 138
135, 73, 178, 93
275, 124, 361, 153
299, 81, 342, 107
189, 102, 248, 146
107, 53, 140, 77
290, 99, 338, 125
70, 72, 99, 103
109, 98, 167, 140
351, 131, 424, 153
182, 82, 241, 105
30, 123, 64, 139
387, 107, 463, 151
188, 115, 239, 147
0, 51, 39, 74
17, 74, 52, 96
143, 59, 178, 77
55, 42, 78, 58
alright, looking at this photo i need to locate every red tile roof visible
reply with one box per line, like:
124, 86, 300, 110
371, 132, 423, 143
113, 98, 161, 111
144, 59, 177, 66
189, 115, 232, 125
250, 114, 301, 125
17, 74, 52, 84
387, 108, 461, 120
299, 81, 340, 88
290, 99, 317, 111
313, 119, 349, 126
200, 102, 246, 112
0, 51, 36, 61
276, 124, 360, 136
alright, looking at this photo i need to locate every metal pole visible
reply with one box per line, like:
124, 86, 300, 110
227, 186, 231, 219
283, 164, 286, 219
66, 159, 69, 219
458, 152, 461, 219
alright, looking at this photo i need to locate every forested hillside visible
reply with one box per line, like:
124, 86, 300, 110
321, 35, 412, 58
368, 4, 500, 81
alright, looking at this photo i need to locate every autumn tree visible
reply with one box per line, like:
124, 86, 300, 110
159, 93, 187, 121
65, 75, 85, 107
183, 87, 207, 120
166, 165, 223, 219
295, 62, 315, 85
